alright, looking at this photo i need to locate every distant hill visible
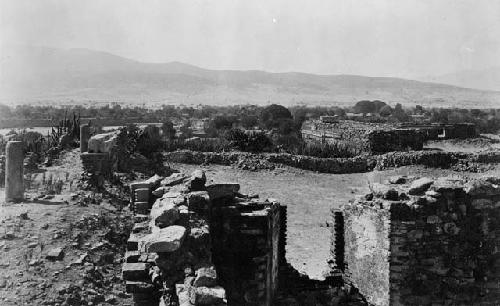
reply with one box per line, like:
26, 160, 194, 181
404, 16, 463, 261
1, 46, 500, 107
424, 67, 500, 92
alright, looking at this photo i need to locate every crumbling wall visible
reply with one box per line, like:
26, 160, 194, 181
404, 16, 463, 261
335, 176, 500, 306
401, 123, 477, 141
301, 120, 424, 154
123, 170, 282, 306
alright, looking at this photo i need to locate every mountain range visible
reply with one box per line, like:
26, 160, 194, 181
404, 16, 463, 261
1, 46, 499, 108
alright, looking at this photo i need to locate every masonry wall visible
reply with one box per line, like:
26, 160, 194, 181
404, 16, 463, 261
301, 119, 424, 154
123, 171, 282, 306
338, 176, 500, 306
342, 205, 391, 306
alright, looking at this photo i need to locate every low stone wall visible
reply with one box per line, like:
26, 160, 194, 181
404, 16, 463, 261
333, 176, 500, 306
165, 149, 500, 174
266, 153, 373, 174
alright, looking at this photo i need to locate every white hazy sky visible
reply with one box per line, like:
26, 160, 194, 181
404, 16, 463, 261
1, 0, 499, 78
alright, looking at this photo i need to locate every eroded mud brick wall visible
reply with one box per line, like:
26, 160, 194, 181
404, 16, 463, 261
337, 176, 500, 306
123, 170, 282, 306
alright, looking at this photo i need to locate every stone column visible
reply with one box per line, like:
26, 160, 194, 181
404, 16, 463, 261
5, 141, 24, 202
80, 124, 90, 153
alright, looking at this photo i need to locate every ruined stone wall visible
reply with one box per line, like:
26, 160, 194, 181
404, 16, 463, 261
301, 119, 424, 154
335, 176, 500, 306
400, 123, 477, 141
123, 170, 282, 306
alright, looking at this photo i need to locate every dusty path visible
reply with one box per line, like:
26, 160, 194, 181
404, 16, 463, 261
173, 162, 500, 280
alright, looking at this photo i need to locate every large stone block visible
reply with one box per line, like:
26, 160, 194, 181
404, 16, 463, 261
408, 177, 434, 195
187, 191, 211, 212
161, 173, 188, 187
5, 141, 24, 202
122, 262, 150, 281
150, 198, 180, 228
189, 286, 226, 305
135, 188, 151, 202
188, 170, 206, 191
140, 225, 187, 253
126, 281, 156, 293
88, 132, 118, 153
206, 183, 240, 200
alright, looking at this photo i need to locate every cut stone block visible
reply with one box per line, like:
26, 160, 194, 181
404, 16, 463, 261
187, 191, 211, 212
161, 173, 188, 187
124, 250, 140, 263
46, 247, 64, 261
206, 183, 240, 200
408, 177, 434, 195
140, 225, 187, 253
389, 175, 406, 184
122, 262, 150, 281
189, 170, 206, 191
88, 132, 118, 153
193, 266, 218, 288
125, 281, 155, 293
135, 188, 150, 202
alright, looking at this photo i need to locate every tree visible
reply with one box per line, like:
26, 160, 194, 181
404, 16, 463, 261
260, 104, 292, 129
353, 100, 387, 114
161, 121, 176, 141
379, 105, 393, 117
391, 103, 409, 122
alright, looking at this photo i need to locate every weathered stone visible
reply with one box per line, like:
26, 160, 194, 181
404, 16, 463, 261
80, 124, 90, 152
206, 183, 240, 200
88, 132, 118, 153
5, 141, 24, 202
150, 198, 180, 228
145, 174, 163, 187
193, 266, 217, 288
371, 183, 399, 200
187, 191, 211, 212
389, 175, 406, 184
140, 225, 187, 253
465, 178, 500, 196
122, 263, 150, 281
189, 286, 226, 305
152, 186, 170, 197
431, 177, 464, 192
46, 247, 64, 261
125, 281, 155, 293
188, 170, 206, 191
162, 191, 183, 199
124, 251, 140, 263
176, 284, 190, 306
408, 177, 434, 195
161, 173, 188, 186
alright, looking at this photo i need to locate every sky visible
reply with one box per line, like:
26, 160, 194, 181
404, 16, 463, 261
1, 0, 500, 79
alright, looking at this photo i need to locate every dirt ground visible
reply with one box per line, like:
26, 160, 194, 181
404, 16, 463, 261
424, 135, 500, 153
0, 149, 134, 306
1, 148, 499, 305
173, 162, 500, 280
